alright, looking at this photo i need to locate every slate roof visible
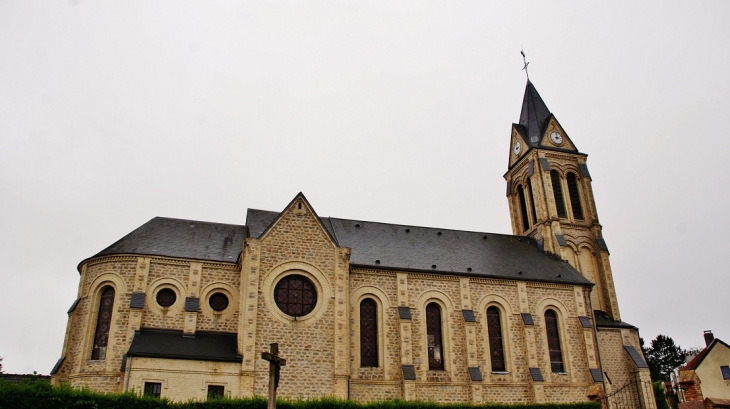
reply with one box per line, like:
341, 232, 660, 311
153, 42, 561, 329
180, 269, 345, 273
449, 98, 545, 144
127, 328, 241, 362
509, 81, 583, 169
246, 209, 591, 286
83, 217, 247, 268
593, 310, 638, 329
518, 80, 553, 146
83, 206, 593, 286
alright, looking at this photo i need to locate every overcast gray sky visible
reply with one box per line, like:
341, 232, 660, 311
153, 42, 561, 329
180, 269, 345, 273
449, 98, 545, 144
1, 1, 728, 374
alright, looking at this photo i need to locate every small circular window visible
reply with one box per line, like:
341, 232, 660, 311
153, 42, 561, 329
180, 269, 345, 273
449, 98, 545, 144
274, 275, 317, 317
209, 292, 229, 312
156, 288, 177, 308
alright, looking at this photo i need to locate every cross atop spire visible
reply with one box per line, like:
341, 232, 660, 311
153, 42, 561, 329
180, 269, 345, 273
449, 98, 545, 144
521, 49, 530, 80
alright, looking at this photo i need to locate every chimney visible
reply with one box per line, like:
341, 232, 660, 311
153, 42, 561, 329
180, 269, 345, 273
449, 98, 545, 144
704, 330, 714, 347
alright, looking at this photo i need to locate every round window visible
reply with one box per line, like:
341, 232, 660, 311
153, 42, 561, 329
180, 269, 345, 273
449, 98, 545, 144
156, 288, 176, 308
274, 275, 317, 317
209, 292, 229, 312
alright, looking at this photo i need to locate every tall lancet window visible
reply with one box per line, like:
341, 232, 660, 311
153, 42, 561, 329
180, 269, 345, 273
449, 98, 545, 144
426, 303, 444, 370
550, 170, 567, 218
566, 172, 584, 220
487, 306, 506, 372
527, 179, 538, 225
360, 298, 378, 367
91, 286, 115, 360
545, 309, 564, 372
518, 185, 531, 233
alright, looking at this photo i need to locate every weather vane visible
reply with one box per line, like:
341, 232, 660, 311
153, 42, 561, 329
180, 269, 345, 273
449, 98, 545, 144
520, 48, 529, 80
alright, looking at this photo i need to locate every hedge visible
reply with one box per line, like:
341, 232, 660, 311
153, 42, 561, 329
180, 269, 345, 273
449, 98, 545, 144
0, 380, 601, 409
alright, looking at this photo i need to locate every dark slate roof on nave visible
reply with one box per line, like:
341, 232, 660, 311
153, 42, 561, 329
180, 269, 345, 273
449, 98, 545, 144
249, 208, 588, 285
88, 217, 247, 265
85, 207, 592, 286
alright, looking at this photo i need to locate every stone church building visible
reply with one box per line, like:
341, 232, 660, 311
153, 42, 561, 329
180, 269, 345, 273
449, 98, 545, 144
51, 81, 656, 406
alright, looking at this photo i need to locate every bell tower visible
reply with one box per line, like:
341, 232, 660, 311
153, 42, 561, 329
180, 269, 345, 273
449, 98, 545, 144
504, 80, 621, 320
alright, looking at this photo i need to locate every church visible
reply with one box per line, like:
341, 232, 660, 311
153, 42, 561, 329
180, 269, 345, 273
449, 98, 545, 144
50, 80, 656, 406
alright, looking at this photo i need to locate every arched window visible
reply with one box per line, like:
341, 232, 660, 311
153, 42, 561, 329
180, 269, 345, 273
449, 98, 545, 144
91, 286, 115, 360
566, 172, 584, 220
527, 179, 538, 225
545, 309, 564, 372
518, 185, 531, 232
426, 303, 444, 370
550, 170, 567, 218
487, 306, 505, 372
360, 298, 378, 367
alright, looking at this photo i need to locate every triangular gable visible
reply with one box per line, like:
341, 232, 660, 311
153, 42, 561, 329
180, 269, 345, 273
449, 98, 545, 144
508, 124, 533, 168
538, 115, 579, 152
257, 192, 339, 246
684, 338, 730, 370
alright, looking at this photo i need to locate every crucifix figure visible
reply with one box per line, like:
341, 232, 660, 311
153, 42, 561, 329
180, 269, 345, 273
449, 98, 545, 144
262, 342, 286, 409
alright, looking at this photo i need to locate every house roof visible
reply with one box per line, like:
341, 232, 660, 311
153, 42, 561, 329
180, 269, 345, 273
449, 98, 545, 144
81, 197, 593, 286
127, 328, 241, 363
683, 338, 730, 370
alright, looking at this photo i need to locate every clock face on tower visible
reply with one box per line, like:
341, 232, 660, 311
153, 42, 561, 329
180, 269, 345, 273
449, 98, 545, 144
513, 141, 522, 156
550, 132, 564, 145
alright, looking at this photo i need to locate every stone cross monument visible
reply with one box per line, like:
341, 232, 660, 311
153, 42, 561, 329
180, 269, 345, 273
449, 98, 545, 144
262, 343, 287, 409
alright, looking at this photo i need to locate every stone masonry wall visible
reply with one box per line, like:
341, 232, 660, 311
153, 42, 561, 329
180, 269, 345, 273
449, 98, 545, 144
127, 357, 241, 402
55, 257, 137, 392
253, 203, 339, 399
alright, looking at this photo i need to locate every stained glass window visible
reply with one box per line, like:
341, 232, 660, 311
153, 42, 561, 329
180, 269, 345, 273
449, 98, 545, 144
156, 288, 176, 308
426, 303, 444, 370
551, 170, 567, 218
487, 306, 505, 372
360, 298, 378, 367
274, 275, 317, 317
91, 286, 115, 360
567, 172, 584, 220
545, 309, 564, 372
209, 292, 229, 312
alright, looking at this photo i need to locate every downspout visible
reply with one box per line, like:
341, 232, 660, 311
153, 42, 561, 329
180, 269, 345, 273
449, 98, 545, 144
123, 356, 132, 393
588, 286, 610, 409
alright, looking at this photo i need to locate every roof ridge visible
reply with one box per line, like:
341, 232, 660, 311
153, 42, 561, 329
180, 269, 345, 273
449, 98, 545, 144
153, 216, 244, 228
328, 215, 529, 239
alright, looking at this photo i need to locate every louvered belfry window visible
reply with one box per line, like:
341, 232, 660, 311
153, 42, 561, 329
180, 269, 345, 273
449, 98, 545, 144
91, 286, 115, 360
545, 310, 564, 372
550, 170, 567, 218
360, 298, 378, 367
518, 185, 531, 232
487, 306, 506, 372
527, 179, 538, 225
567, 172, 584, 220
426, 303, 444, 370
274, 275, 317, 317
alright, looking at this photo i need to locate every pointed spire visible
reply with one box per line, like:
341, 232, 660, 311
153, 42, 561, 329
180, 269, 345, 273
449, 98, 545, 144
518, 80, 552, 146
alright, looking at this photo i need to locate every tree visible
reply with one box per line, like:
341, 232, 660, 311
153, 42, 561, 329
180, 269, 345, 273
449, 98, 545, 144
0, 356, 4, 374
642, 335, 686, 381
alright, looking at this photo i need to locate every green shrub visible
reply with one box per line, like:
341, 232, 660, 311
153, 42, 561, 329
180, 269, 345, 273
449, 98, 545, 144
0, 380, 601, 409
